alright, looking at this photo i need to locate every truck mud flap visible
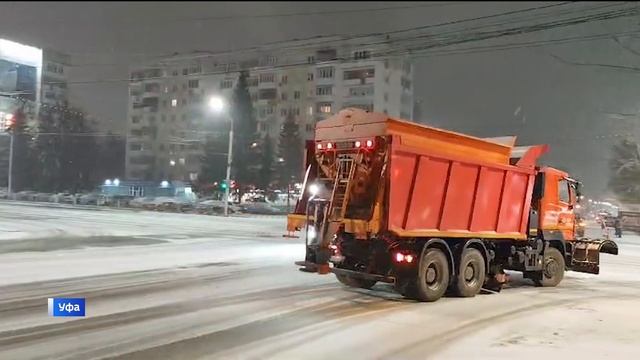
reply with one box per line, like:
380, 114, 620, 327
570, 239, 619, 275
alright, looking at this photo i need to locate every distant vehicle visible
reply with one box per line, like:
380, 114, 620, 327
33, 193, 52, 202
288, 109, 618, 302
195, 199, 236, 215
78, 193, 100, 205
14, 191, 37, 201
239, 202, 284, 215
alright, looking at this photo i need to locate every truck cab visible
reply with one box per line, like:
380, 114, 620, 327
533, 167, 579, 241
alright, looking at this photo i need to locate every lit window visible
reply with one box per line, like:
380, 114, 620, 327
171, 99, 177, 107
308, 106, 313, 115
317, 103, 332, 113
179, 158, 186, 165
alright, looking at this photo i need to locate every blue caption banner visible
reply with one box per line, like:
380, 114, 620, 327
48, 298, 85, 317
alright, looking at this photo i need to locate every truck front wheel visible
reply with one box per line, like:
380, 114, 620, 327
534, 247, 565, 287
453, 248, 486, 297
408, 248, 450, 302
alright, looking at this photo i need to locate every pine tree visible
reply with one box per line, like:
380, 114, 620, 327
200, 133, 228, 185
258, 135, 274, 189
96, 133, 126, 182
33, 106, 99, 193
230, 70, 260, 189
278, 112, 304, 188
8, 105, 36, 191
33, 107, 63, 192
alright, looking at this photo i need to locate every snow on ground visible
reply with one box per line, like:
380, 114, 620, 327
1, 201, 640, 359
0, 201, 298, 286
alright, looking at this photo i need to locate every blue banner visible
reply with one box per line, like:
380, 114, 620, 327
48, 298, 85, 317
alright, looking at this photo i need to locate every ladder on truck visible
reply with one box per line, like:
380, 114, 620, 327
297, 154, 360, 273
329, 155, 359, 222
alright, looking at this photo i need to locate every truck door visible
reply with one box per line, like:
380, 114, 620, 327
556, 178, 576, 239
539, 169, 576, 240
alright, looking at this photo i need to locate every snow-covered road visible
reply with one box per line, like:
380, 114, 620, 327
1, 201, 639, 359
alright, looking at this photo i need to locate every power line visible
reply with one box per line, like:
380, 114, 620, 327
67, 1, 580, 66
44, 4, 639, 87
373, 5, 639, 59
186, 2, 469, 22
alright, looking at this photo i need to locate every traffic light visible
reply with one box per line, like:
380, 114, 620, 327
220, 180, 228, 190
230, 180, 236, 189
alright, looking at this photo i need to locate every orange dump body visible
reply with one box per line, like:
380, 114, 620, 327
388, 135, 540, 240
294, 109, 548, 241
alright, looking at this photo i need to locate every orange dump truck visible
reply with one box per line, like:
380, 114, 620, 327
287, 109, 618, 302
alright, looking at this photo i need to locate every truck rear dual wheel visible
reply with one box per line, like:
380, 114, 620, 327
405, 248, 450, 302
453, 248, 486, 297
335, 274, 377, 289
534, 247, 565, 287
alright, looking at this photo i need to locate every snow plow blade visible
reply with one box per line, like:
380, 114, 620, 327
570, 239, 619, 275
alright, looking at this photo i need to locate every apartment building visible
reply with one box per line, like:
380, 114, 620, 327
125, 36, 414, 182
41, 49, 70, 108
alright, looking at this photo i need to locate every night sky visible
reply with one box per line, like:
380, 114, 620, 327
0, 1, 638, 196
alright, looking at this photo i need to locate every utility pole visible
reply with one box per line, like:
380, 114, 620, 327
224, 115, 234, 217
7, 132, 13, 196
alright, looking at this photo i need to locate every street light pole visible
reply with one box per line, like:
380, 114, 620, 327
7, 132, 13, 197
224, 115, 234, 217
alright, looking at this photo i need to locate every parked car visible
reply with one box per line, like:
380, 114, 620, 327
129, 197, 157, 209
195, 199, 236, 215
34, 193, 53, 202
78, 193, 100, 205
14, 191, 37, 201
153, 197, 195, 212
238, 202, 284, 215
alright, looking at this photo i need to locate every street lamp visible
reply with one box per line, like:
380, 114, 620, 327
209, 96, 233, 217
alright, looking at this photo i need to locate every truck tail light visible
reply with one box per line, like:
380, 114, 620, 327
326, 142, 334, 150
365, 139, 374, 149
394, 252, 414, 263
354, 140, 361, 148
317, 143, 323, 150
